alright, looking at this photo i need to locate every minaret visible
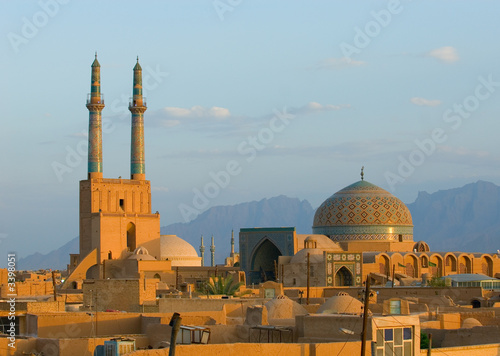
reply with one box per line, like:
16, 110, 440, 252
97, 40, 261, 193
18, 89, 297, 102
86, 53, 105, 179
199, 235, 205, 267
129, 57, 147, 180
230, 229, 235, 256
210, 235, 215, 267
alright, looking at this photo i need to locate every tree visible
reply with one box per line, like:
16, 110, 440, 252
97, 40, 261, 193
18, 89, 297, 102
420, 332, 429, 349
198, 274, 249, 296
427, 276, 445, 287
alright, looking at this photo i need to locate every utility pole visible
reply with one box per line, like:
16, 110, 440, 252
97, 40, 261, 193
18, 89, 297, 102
360, 276, 371, 356
392, 264, 395, 288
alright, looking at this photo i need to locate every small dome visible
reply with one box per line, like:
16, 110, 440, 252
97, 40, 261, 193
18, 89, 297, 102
313, 180, 413, 242
128, 246, 156, 261
305, 236, 317, 243
462, 318, 482, 328
264, 295, 308, 319
317, 294, 364, 315
134, 246, 149, 255
413, 241, 430, 252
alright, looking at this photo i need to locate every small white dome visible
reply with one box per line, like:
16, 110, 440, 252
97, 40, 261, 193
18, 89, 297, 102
128, 246, 156, 260
317, 294, 364, 315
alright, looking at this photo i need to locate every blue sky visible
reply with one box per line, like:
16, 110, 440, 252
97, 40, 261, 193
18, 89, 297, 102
1, 1, 500, 260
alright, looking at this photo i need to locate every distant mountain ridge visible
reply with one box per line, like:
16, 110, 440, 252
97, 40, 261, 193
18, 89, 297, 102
407, 180, 500, 254
18, 195, 315, 270
18, 181, 500, 270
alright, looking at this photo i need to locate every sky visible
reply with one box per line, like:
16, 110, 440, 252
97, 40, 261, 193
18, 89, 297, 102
1, 1, 500, 262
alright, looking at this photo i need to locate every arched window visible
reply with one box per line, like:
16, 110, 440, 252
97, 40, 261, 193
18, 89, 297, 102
127, 222, 136, 251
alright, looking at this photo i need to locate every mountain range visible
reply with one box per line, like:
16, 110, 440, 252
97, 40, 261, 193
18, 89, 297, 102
18, 181, 500, 270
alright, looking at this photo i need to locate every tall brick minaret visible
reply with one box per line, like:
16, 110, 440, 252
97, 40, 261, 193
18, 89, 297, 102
129, 57, 147, 180
86, 53, 105, 179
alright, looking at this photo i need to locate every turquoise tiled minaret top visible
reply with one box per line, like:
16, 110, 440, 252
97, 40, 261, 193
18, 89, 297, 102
129, 57, 147, 180
86, 53, 105, 178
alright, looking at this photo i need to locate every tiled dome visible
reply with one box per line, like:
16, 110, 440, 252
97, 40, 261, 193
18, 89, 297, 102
313, 180, 413, 241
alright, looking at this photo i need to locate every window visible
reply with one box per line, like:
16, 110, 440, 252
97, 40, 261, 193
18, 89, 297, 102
389, 300, 401, 315
119, 199, 124, 210
375, 327, 413, 356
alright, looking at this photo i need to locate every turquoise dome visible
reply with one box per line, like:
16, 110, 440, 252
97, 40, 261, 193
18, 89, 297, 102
313, 180, 413, 242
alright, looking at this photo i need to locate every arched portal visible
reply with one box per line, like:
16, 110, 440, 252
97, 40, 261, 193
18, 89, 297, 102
378, 255, 390, 276
481, 256, 493, 277
430, 255, 443, 277
127, 222, 136, 251
406, 255, 418, 278
445, 254, 457, 273
335, 266, 353, 286
458, 255, 472, 274
250, 239, 282, 284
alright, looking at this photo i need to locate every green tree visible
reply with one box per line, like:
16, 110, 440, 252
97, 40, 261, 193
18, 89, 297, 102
427, 276, 445, 287
198, 274, 248, 296
420, 332, 429, 349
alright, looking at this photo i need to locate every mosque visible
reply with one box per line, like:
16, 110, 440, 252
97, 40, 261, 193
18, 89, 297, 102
64, 55, 500, 293
239, 168, 500, 287
63, 55, 211, 289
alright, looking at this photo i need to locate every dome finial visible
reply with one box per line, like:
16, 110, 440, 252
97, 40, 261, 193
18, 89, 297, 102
360, 166, 364, 181
95, 51, 97, 59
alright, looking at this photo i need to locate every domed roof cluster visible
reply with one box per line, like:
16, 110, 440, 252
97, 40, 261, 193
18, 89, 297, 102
313, 180, 413, 242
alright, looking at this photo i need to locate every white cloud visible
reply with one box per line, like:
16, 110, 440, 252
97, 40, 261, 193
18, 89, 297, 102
317, 57, 366, 69
410, 97, 441, 107
426, 46, 459, 63
290, 102, 350, 115
161, 105, 231, 119
149, 101, 349, 137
